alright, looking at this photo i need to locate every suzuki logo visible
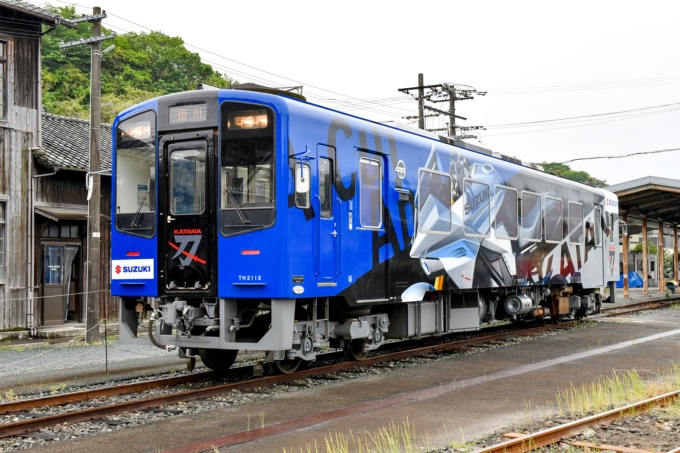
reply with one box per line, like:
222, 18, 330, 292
115, 265, 122, 274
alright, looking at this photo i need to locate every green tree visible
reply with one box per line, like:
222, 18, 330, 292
41, 5, 234, 122
541, 162, 607, 188
630, 242, 658, 255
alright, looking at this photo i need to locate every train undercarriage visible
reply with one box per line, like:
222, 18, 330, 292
120, 283, 603, 374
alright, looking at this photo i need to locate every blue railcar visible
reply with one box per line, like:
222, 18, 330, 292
114, 87, 621, 373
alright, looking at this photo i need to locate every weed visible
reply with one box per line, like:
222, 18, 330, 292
49, 383, 66, 394
554, 363, 680, 417
2, 389, 16, 401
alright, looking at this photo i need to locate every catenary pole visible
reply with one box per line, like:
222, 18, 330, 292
86, 6, 102, 344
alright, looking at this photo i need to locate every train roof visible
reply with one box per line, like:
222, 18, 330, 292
116, 87, 575, 183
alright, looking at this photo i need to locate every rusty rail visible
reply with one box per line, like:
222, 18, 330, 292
1, 298, 674, 439
478, 390, 680, 452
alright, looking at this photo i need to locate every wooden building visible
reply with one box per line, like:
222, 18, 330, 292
0, 0, 81, 332
36, 113, 112, 327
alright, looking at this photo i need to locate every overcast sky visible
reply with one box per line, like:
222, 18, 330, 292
45, 0, 680, 187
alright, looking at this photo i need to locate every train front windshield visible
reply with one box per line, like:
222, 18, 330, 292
220, 103, 276, 236
115, 111, 157, 237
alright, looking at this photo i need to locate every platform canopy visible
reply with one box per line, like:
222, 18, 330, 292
607, 176, 680, 234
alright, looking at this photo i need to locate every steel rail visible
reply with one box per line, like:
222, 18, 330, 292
0, 322, 577, 438
0, 321, 566, 419
1, 298, 674, 439
478, 390, 680, 453
0, 371, 213, 415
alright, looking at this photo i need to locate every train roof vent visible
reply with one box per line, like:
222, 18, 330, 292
230, 83, 307, 101
490, 151, 545, 171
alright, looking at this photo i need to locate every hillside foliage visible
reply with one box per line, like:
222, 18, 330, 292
42, 5, 234, 123
541, 162, 607, 187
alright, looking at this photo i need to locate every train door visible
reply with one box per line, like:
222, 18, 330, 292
355, 152, 388, 301
316, 145, 339, 286
603, 211, 617, 281
592, 206, 605, 286
158, 131, 217, 295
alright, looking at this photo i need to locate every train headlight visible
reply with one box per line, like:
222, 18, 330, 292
228, 109, 268, 129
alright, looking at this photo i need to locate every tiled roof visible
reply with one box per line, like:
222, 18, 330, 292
39, 113, 112, 172
0, 0, 76, 28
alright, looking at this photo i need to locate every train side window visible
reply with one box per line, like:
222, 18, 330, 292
494, 186, 518, 240
521, 191, 542, 242
417, 169, 451, 234
319, 158, 332, 219
568, 202, 584, 244
359, 157, 382, 228
593, 207, 602, 247
464, 179, 490, 237
294, 162, 310, 209
544, 196, 563, 243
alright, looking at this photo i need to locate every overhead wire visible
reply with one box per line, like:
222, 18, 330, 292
560, 147, 680, 164
29, 0, 680, 143
39, 1, 418, 121
483, 101, 680, 129
481, 108, 680, 137
487, 75, 680, 95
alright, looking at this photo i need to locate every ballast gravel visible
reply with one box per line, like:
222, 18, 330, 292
2, 311, 677, 452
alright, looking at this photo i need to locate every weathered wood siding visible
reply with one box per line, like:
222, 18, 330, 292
14, 36, 39, 110
0, 31, 37, 330
34, 170, 114, 321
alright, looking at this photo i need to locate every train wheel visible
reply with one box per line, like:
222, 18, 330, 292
271, 358, 302, 374
343, 340, 369, 361
198, 348, 238, 373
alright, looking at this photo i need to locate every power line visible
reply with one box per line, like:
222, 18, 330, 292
487, 75, 680, 95
481, 108, 680, 137
560, 147, 680, 164
483, 101, 680, 129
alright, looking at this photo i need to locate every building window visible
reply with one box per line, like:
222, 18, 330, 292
0, 41, 6, 120
0, 202, 5, 282
40, 221, 81, 239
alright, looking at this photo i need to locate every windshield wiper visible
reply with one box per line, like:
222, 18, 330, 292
225, 186, 250, 224
130, 200, 145, 228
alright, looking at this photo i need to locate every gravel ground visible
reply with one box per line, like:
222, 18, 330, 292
0, 337, 191, 395
2, 310, 680, 452
0, 327, 560, 451
451, 401, 680, 452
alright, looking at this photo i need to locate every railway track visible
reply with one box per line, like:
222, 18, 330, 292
479, 390, 680, 452
0, 298, 674, 442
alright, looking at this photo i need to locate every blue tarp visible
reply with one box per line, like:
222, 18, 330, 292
616, 272, 644, 288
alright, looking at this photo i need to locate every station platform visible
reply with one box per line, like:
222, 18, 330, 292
0, 287, 673, 344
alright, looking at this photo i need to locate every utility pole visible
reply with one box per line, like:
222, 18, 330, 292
417, 73, 425, 130
60, 7, 114, 344
399, 75, 485, 138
